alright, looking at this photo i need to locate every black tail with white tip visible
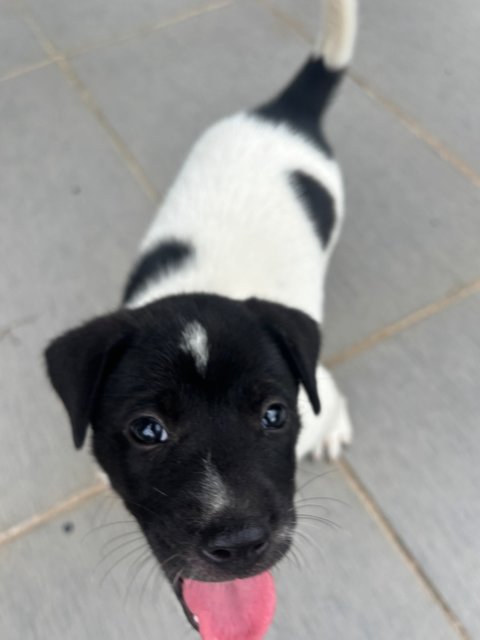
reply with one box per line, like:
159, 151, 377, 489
255, 0, 358, 153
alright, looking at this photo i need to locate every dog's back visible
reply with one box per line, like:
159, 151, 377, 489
124, 0, 358, 323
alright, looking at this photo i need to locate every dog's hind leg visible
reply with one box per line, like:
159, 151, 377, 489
296, 364, 353, 461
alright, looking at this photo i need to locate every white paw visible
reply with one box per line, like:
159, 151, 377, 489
312, 397, 353, 461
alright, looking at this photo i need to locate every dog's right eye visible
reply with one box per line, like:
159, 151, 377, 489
129, 416, 169, 445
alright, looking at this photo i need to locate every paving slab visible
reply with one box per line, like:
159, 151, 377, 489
269, 0, 480, 174
0, 1, 46, 78
336, 292, 480, 637
0, 65, 151, 527
0, 465, 458, 640
22, 0, 227, 53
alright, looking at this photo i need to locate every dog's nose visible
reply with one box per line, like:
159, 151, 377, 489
201, 526, 270, 565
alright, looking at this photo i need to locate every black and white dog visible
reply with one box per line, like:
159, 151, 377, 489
46, 0, 357, 637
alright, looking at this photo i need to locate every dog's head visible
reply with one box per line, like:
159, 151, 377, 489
45, 294, 320, 631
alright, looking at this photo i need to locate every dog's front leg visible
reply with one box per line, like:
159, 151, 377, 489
296, 364, 353, 461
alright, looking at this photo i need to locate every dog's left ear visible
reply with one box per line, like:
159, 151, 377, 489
246, 298, 321, 414
45, 311, 133, 449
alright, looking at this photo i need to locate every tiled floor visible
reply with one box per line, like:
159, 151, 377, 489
1, 1, 479, 638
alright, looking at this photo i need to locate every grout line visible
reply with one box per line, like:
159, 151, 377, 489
338, 459, 471, 640
257, 0, 311, 42
16, 0, 158, 203
0, 482, 107, 547
55, 56, 159, 202
65, 0, 233, 59
0, 314, 38, 343
0, 58, 54, 83
348, 71, 480, 190
324, 277, 480, 369
259, 1, 480, 192
15, 2, 59, 60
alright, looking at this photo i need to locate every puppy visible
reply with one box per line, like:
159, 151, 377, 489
45, 0, 356, 636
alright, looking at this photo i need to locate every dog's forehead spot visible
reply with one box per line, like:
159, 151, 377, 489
180, 320, 209, 375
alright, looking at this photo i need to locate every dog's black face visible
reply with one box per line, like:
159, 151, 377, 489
45, 294, 320, 621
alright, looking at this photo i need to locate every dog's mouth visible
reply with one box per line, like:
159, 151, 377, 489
164, 531, 292, 639
174, 572, 276, 640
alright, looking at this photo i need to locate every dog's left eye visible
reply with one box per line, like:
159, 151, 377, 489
261, 404, 286, 429
129, 416, 169, 445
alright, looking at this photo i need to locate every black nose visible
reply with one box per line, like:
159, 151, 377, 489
201, 526, 270, 565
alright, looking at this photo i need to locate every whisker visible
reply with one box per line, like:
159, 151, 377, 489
98, 542, 147, 588
140, 558, 161, 608
293, 539, 309, 567
124, 548, 153, 606
123, 498, 162, 520
295, 528, 325, 559
296, 469, 338, 494
142, 552, 182, 607
82, 520, 138, 542
286, 543, 302, 571
98, 537, 145, 567
295, 502, 330, 515
101, 530, 142, 554
295, 496, 349, 508
295, 514, 341, 531
152, 486, 168, 497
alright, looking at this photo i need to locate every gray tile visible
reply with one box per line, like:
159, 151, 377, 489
268, 0, 480, 174
0, 66, 151, 527
0, 2, 45, 78
23, 0, 227, 52
323, 79, 480, 357
336, 293, 480, 637
70, 1, 308, 193
0, 470, 457, 640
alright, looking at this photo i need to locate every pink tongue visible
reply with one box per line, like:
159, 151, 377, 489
183, 572, 276, 640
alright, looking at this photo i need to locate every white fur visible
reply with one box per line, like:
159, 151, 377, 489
296, 364, 353, 460
201, 458, 230, 519
315, 0, 358, 70
180, 321, 209, 375
128, 114, 344, 324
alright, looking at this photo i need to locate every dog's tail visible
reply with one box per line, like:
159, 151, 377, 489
256, 0, 358, 148
314, 0, 357, 71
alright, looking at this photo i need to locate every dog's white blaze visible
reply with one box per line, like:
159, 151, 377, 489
315, 0, 357, 70
180, 321, 209, 375
202, 459, 229, 516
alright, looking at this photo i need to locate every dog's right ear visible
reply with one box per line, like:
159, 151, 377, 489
45, 312, 133, 449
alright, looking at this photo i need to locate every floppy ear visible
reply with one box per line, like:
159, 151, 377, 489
246, 298, 321, 414
44, 312, 132, 449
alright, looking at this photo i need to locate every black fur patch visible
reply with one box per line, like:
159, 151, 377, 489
290, 170, 336, 247
123, 240, 193, 304
255, 57, 342, 154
